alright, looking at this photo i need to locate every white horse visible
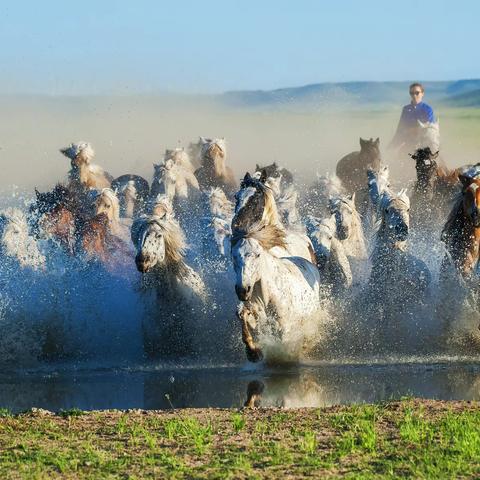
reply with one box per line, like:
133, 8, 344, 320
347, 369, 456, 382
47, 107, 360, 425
361, 180, 431, 325
207, 188, 234, 257
0, 208, 45, 270
329, 193, 367, 260
164, 148, 196, 174
231, 221, 321, 362
95, 188, 131, 244
301, 173, 345, 218
233, 172, 315, 263
417, 120, 440, 153
150, 159, 200, 203
131, 200, 208, 356
305, 215, 352, 296
60, 142, 112, 190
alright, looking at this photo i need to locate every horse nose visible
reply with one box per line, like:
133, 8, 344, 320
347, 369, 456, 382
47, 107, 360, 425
337, 226, 348, 240
135, 253, 149, 273
395, 223, 409, 239
235, 284, 251, 301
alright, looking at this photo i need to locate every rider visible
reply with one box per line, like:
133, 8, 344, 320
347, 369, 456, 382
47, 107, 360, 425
389, 82, 435, 152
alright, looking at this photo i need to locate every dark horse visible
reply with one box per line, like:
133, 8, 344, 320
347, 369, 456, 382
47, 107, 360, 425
111, 174, 150, 218
410, 147, 460, 228
336, 138, 382, 213
31, 183, 92, 253
255, 162, 294, 191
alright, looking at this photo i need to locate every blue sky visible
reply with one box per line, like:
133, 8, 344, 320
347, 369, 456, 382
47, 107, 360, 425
0, 0, 478, 94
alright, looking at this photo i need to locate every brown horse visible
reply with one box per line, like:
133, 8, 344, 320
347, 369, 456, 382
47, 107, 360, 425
411, 147, 460, 228
194, 138, 237, 196
336, 138, 382, 213
80, 212, 132, 269
32, 183, 89, 253
441, 171, 480, 277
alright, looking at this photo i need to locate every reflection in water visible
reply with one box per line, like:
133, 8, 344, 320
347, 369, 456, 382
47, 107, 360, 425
1, 362, 480, 413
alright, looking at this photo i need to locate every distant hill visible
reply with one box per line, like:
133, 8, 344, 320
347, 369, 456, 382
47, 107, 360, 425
445, 88, 480, 107
220, 79, 480, 109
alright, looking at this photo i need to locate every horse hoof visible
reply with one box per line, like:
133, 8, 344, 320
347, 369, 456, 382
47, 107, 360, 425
246, 347, 263, 363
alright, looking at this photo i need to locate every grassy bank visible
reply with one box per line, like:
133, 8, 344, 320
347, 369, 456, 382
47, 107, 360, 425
0, 399, 479, 479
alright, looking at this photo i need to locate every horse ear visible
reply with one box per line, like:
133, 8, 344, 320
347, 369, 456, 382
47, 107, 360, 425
35, 188, 41, 199
431, 150, 440, 159
350, 192, 356, 203
259, 169, 268, 184
255, 164, 260, 171
359, 138, 366, 147
459, 174, 473, 189
243, 172, 251, 182
374, 137, 380, 146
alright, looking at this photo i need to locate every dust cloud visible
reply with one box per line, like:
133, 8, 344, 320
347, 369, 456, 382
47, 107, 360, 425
0, 95, 478, 192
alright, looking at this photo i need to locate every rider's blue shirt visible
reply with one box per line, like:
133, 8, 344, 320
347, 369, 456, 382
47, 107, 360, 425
399, 101, 435, 126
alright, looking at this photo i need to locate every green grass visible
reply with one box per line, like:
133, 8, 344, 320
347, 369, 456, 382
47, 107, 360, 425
0, 400, 479, 478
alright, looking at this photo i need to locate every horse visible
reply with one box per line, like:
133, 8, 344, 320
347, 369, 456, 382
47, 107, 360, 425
111, 175, 150, 219
194, 137, 237, 195
441, 168, 480, 278
231, 221, 321, 362
361, 184, 431, 326
305, 215, 352, 296
131, 203, 208, 357
416, 120, 440, 153
300, 173, 345, 219
150, 159, 200, 204
60, 142, 113, 191
165, 147, 196, 173
31, 183, 90, 253
255, 162, 294, 192
94, 188, 131, 243
329, 193, 367, 260
232, 172, 315, 262
207, 188, 234, 257
410, 147, 460, 229
0, 208, 46, 270
336, 137, 382, 213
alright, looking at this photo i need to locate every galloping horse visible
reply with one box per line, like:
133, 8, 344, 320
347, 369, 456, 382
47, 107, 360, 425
329, 193, 367, 260
0, 208, 46, 270
32, 183, 89, 253
336, 138, 382, 213
111, 175, 150, 219
194, 138, 237, 195
60, 142, 112, 191
131, 200, 208, 356
305, 215, 352, 296
441, 166, 480, 278
231, 221, 321, 362
232, 172, 315, 262
363, 180, 431, 321
410, 147, 460, 228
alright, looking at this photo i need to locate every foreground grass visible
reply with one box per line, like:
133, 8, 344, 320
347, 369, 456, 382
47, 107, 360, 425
0, 400, 479, 479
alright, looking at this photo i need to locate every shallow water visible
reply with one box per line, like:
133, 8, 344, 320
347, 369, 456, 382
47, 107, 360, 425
2, 360, 480, 413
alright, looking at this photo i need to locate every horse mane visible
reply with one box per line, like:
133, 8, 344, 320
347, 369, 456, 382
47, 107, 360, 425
96, 188, 120, 223
231, 221, 287, 251
441, 192, 465, 241
201, 139, 226, 177
142, 215, 187, 265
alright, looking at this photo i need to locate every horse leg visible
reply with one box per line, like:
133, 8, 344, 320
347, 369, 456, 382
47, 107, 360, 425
237, 303, 263, 362
243, 380, 265, 408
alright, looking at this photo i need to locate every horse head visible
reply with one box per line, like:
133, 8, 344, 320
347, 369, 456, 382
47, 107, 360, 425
306, 215, 336, 270
329, 193, 356, 241
410, 147, 439, 190
60, 142, 94, 169
232, 172, 270, 230
461, 177, 480, 228
231, 235, 263, 301
417, 120, 440, 152
380, 189, 410, 244
132, 219, 166, 273
359, 137, 381, 169
95, 188, 120, 225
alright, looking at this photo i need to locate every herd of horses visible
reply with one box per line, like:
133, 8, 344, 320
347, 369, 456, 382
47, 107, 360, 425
2, 122, 480, 363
